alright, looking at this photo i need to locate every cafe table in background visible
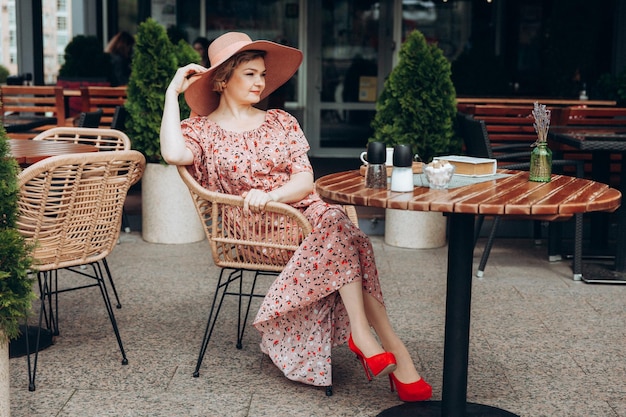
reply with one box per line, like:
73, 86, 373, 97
549, 126, 626, 284
8, 138, 97, 167
315, 169, 621, 417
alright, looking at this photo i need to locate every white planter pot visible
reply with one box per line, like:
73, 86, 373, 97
384, 209, 447, 249
141, 163, 205, 244
0, 334, 8, 417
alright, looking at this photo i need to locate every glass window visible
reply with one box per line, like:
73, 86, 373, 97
57, 16, 67, 30
178, 0, 302, 106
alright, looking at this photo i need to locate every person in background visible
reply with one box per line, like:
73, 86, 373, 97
192, 36, 211, 67
105, 31, 135, 86
159, 32, 432, 402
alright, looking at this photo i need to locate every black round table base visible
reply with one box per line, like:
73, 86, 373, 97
376, 401, 519, 417
9, 325, 54, 359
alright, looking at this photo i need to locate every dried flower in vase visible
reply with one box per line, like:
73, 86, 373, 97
531, 101, 551, 145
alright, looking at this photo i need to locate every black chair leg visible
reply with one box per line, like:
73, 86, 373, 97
193, 268, 238, 377
547, 222, 563, 262
92, 262, 128, 365
474, 215, 485, 248
573, 213, 583, 281
101, 258, 122, 308
477, 216, 501, 277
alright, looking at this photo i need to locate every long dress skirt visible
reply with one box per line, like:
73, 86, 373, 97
253, 201, 384, 387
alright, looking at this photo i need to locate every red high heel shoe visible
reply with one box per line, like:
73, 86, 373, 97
348, 334, 397, 381
388, 373, 432, 402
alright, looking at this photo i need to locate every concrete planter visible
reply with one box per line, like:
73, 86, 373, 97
0, 334, 8, 417
384, 209, 447, 249
141, 163, 205, 244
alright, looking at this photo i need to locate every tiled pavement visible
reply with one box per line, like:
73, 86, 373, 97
8, 227, 626, 417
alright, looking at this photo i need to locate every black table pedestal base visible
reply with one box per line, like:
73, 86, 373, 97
582, 263, 626, 284
376, 401, 519, 417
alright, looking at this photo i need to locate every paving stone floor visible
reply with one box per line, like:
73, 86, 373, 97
9, 231, 626, 417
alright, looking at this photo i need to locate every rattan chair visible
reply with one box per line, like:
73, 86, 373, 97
177, 165, 358, 396
32, 126, 131, 152
33, 126, 134, 295
17, 150, 146, 391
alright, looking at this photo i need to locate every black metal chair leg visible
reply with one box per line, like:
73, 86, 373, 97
547, 222, 563, 262
573, 213, 583, 281
477, 216, 501, 277
474, 215, 485, 248
101, 258, 122, 308
193, 268, 236, 377
27, 276, 48, 392
93, 262, 128, 365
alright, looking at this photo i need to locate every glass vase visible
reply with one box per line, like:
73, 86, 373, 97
529, 142, 552, 182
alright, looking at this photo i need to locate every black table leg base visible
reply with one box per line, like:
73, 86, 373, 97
376, 401, 519, 417
582, 263, 626, 284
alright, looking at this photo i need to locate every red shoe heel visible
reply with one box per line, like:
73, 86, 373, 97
389, 373, 432, 402
348, 334, 397, 381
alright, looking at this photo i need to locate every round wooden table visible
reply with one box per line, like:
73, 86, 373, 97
315, 169, 621, 417
8, 139, 98, 166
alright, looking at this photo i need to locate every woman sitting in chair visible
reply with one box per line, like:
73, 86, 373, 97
159, 32, 431, 402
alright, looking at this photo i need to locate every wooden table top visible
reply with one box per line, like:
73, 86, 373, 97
8, 139, 98, 166
315, 169, 621, 220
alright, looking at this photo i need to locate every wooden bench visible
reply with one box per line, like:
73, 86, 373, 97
80, 86, 128, 128
461, 104, 570, 149
1, 85, 68, 139
554, 107, 626, 185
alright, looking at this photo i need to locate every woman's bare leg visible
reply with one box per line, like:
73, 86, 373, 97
338, 281, 386, 358
362, 292, 422, 383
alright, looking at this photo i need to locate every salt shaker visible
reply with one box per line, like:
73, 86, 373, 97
364, 142, 387, 189
390, 144, 414, 192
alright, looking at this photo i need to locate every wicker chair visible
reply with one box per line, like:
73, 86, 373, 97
32, 126, 131, 152
17, 150, 146, 391
32, 126, 134, 296
177, 165, 358, 396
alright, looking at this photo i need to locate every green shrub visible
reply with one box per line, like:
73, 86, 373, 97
369, 30, 459, 163
126, 19, 198, 164
0, 65, 9, 84
0, 127, 35, 342
58, 35, 111, 80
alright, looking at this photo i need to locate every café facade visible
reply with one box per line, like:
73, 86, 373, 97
15, 0, 626, 157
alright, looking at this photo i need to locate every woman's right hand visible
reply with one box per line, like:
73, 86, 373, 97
168, 63, 208, 95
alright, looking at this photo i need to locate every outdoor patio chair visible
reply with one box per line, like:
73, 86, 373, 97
459, 113, 584, 279
177, 165, 359, 397
17, 150, 145, 391
33, 126, 134, 234
32, 126, 131, 151
75, 108, 103, 128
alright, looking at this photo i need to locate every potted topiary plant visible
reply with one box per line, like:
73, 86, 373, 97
369, 29, 460, 248
57, 35, 113, 116
0, 126, 35, 413
125, 18, 204, 244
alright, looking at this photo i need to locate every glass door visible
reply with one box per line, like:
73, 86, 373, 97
305, 0, 396, 156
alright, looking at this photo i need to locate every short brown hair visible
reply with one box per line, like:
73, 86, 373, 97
212, 50, 266, 93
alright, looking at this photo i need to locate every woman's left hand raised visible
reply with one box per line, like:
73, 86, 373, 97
168, 63, 208, 95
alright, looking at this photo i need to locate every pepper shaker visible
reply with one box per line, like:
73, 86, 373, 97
364, 142, 387, 189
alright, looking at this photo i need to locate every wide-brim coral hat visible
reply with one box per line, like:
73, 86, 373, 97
184, 32, 303, 116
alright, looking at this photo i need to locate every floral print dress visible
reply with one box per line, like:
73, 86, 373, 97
182, 109, 384, 387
